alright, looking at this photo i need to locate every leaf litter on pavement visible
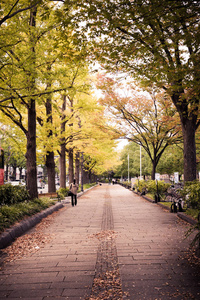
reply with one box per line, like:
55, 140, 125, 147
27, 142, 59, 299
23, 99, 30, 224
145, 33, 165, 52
86, 229, 130, 300
0, 207, 66, 264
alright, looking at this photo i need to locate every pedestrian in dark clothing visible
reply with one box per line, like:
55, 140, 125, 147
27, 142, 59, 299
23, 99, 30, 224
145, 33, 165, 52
69, 179, 79, 206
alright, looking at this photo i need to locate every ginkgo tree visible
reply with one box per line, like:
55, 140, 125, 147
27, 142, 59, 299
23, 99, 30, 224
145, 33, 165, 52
97, 76, 183, 179
36, 49, 118, 189
67, 93, 120, 186
0, 3, 41, 198
0, 1, 85, 198
0, 115, 26, 181
35, 12, 90, 191
62, 87, 120, 183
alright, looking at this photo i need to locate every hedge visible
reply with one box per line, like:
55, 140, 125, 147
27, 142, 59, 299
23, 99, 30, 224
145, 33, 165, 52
0, 184, 30, 206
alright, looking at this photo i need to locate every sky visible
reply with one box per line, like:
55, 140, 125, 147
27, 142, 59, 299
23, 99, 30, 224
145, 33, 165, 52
116, 139, 128, 151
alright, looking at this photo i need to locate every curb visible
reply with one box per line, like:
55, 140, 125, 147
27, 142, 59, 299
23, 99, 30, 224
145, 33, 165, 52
177, 212, 197, 225
132, 190, 155, 203
157, 202, 170, 211
0, 185, 97, 250
0, 202, 64, 249
131, 188, 198, 226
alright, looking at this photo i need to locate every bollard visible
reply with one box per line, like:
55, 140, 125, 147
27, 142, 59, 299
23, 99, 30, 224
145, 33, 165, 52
171, 202, 177, 213
178, 200, 183, 212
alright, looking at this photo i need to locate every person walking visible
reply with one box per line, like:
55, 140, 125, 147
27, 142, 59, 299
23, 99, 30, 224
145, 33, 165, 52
69, 179, 79, 206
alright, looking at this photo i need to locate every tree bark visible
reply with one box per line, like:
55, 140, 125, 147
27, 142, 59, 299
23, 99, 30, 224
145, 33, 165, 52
46, 151, 56, 192
83, 168, 89, 184
60, 95, 67, 188
75, 152, 80, 184
25, 5, 38, 199
45, 79, 56, 193
81, 152, 84, 191
5, 164, 8, 181
26, 98, 38, 198
68, 95, 74, 185
19, 167, 23, 180
60, 143, 66, 188
68, 148, 74, 184
181, 119, 197, 181
172, 92, 197, 182
151, 160, 156, 180
12, 165, 17, 180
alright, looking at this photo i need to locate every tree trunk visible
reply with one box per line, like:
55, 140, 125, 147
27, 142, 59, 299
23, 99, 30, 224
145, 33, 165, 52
81, 152, 84, 191
68, 148, 74, 184
181, 119, 196, 181
5, 164, 8, 181
26, 98, 38, 199
75, 152, 80, 184
172, 92, 197, 182
46, 152, 56, 192
151, 160, 156, 180
68, 96, 74, 185
45, 79, 56, 193
60, 95, 66, 188
12, 165, 17, 180
151, 148, 165, 180
25, 6, 38, 199
88, 170, 91, 183
60, 143, 66, 188
19, 167, 23, 180
83, 168, 89, 184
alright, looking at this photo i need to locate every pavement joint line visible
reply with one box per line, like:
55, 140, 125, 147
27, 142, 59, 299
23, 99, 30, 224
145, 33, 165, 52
86, 186, 123, 300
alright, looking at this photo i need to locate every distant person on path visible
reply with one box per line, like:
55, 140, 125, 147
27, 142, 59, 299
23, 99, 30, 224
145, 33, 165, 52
69, 179, 79, 206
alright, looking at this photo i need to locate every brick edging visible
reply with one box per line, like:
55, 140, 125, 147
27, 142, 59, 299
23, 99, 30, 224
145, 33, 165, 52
0, 185, 97, 249
131, 188, 197, 226
177, 212, 197, 225
0, 202, 64, 249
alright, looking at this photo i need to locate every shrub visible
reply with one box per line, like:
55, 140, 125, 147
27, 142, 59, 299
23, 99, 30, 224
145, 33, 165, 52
135, 180, 170, 198
12, 185, 30, 203
147, 180, 170, 197
134, 180, 147, 193
0, 184, 13, 205
181, 181, 200, 209
57, 187, 69, 199
83, 183, 96, 190
1, 205, 23, 224
0, 198, 56, 233
0, 184, 30, 206
31, 198, 55, 210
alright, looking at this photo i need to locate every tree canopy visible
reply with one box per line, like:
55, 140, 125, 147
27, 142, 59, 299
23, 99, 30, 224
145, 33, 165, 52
1, 0, 200, 197
0, 1, 119, 197
97, 75, 182, 179
74, 0, 200, 181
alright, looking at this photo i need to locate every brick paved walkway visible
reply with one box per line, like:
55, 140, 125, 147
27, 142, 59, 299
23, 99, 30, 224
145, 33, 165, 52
0, 184, 199, 299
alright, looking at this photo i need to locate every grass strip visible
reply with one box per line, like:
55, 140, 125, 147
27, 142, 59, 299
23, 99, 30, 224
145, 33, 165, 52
0, 198, 56, 234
